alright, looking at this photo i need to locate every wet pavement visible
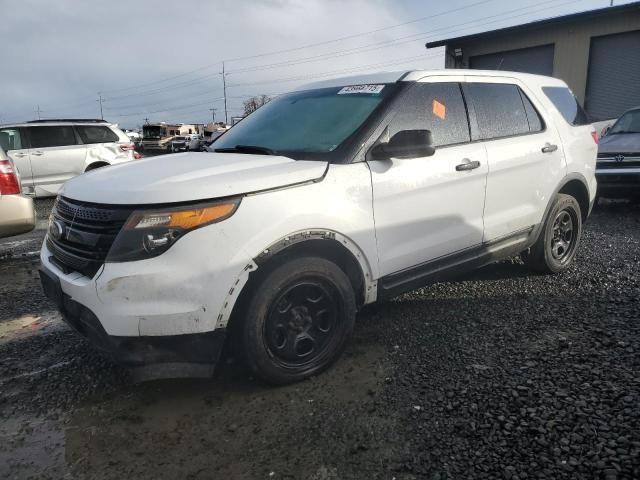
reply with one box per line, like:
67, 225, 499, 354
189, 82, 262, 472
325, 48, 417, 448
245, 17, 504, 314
0, 199, 638, 479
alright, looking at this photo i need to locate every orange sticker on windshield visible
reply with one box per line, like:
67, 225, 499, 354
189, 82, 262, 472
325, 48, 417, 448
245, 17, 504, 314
432, 99, 446, 120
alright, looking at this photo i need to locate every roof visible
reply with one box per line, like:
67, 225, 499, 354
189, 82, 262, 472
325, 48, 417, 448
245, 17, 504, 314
294, 68, 566, 92
426, 1, 640, 49
2, 119, 113, 128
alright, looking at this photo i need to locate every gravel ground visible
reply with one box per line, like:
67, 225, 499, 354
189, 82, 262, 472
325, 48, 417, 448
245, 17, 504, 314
0, 200, 638, 479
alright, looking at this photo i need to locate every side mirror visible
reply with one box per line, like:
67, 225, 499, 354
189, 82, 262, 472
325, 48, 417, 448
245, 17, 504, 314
602, 125, 611, 137
371, 129, 435, 160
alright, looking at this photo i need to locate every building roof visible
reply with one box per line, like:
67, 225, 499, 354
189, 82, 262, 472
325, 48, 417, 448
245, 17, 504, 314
426, 1, 640, 49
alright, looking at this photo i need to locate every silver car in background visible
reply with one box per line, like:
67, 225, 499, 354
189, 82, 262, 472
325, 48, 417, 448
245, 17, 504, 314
0, 146, 35, 238
597, 107, 640, 200
0, 119, 136, 198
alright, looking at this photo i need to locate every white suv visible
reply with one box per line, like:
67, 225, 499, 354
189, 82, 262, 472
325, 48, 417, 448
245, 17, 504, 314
0, 119, 136, 198
39, 70, 597, 384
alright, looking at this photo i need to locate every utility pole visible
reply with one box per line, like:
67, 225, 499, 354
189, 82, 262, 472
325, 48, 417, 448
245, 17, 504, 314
221, 61, 228, 126
209, 107, 217, 123
97, 93, 104, 120
143, 117, 150, 125
35, 105, 42, 120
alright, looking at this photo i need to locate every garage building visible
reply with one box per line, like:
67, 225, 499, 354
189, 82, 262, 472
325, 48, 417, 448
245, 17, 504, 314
426, 1, 640, 121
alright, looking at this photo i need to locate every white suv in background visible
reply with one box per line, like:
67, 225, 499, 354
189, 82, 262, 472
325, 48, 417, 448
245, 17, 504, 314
39, 70, 597, 384
0, 119, 136, 198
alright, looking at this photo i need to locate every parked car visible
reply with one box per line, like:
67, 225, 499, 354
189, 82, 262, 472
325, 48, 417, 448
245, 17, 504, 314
0, 146, 35, 238
0, 119, 136, 198
39, 70, 597, 384
171, 136, 188, 152
596, 106, 640, 200
173, 134, 203, 152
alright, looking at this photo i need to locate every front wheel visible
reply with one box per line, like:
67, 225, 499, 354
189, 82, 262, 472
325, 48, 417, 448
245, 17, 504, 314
522, 193, 582, 273
239, 257, 356, 385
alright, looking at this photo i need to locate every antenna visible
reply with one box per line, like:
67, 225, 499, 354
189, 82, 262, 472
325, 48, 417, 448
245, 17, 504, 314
97, 94, 104, 120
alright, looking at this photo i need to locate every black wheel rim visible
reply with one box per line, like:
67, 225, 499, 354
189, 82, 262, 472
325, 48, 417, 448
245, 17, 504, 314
264, 280, 339, 369
550, 209, 575, 263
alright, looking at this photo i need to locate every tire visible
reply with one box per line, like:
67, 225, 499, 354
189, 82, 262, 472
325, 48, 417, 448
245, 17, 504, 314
239, 256, 356, 385
522, 193, 582, 274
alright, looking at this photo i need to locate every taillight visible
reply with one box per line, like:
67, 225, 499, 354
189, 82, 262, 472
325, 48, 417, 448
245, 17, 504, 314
0, 159, 21, 194
591, 131, 599, 144
120, 143, 136, 151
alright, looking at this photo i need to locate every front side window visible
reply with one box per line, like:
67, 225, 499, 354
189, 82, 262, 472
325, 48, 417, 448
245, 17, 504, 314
76, 125, 119, 144
608, 109, 640, 134
0, 128, 23, 151
386, 82, 470, 147
28, 126, 77, 149
463, 83, 530, 140
542, 86, 589, 126
213, 84, 396, 160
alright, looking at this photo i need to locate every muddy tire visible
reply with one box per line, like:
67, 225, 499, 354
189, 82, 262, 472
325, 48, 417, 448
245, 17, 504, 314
522, 194, 582, 274
239, 256, 356, 385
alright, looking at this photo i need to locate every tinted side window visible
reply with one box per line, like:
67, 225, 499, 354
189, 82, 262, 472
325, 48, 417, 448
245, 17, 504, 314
542, 86, 589, 126
520, 90, 544, 133
464, 83, 530, 140
0, 128, 23, 151
28, 126, 77, 148
388, 83, 469, 147
76, 126, 119, 144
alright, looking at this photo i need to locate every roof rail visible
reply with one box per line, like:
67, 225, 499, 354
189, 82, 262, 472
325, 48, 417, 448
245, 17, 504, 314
26, 118, 108, 124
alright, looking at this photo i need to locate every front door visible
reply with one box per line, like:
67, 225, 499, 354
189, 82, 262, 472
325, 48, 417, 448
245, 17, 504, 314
367, 80, 488, 277
26, 125, 87, 197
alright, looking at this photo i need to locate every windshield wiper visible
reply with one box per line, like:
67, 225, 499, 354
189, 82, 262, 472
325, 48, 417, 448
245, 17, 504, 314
214, 144, 277, 155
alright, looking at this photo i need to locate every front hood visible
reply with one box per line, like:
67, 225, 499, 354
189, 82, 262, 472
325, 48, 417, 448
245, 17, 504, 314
61, 152, 328, 205
598, 133, 640, 154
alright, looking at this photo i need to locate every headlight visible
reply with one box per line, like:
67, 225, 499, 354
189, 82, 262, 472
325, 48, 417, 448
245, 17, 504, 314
107, 198, 240, 262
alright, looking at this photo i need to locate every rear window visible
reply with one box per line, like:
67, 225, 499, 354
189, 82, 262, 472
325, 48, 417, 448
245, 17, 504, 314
542, 86, 590, 126
0, 128, 23, 151
28, 126, 77, 148
463, 83, 530, 140
76, 125, 119, 144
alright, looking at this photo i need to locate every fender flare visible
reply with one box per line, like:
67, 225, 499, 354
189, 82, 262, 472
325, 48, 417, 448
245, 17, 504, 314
215, 230, 378, 329
530, 173, 592, 244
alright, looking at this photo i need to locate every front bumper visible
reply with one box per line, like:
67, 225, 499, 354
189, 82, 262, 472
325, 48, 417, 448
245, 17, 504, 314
596, 171, 640, 197
39, 264, 226, 373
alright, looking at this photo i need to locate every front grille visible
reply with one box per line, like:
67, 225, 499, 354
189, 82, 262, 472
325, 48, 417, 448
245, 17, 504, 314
597, 153, 640, 170
47, 197, 134, 278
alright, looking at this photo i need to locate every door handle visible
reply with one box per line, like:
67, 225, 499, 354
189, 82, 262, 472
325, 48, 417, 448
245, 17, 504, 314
456, 159, 481, 171
12, 152, 27, 158
31, 151, 44, 156
541, 143, 558, 153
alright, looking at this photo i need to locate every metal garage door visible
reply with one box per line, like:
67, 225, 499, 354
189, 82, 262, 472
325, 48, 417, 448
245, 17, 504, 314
585, 30, 640, 121
469, 44, 554, 76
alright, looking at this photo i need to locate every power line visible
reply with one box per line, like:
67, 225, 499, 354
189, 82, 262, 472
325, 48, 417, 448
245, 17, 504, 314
227, 53, 439, 88
222, 0, 496, 63
95, 0, 495, 97
226, 0, 573, 77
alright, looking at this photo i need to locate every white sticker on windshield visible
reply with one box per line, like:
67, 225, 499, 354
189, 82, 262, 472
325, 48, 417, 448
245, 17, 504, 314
337, 85, 385, 95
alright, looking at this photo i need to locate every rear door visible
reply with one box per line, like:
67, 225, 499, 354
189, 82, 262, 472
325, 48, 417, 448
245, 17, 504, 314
76, 124, 128, 164
0, 127, 33, 193
26, 125, 87, 197
368, 79, 488, 276
462, 79, 565, 241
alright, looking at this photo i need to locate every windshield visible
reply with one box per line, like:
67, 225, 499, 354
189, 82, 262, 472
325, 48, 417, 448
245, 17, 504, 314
143, 126, 164, 139
213, 84, 395, 160
609, 109, 640, 134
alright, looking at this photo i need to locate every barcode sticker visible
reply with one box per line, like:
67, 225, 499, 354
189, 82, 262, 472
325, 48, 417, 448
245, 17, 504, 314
337, 85, 385, 95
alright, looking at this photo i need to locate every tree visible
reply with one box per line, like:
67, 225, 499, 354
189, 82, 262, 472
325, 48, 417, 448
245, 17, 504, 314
242, 94, 271, 116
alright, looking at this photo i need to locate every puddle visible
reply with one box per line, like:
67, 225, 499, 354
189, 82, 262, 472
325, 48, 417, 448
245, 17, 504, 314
63, 343, 388, 479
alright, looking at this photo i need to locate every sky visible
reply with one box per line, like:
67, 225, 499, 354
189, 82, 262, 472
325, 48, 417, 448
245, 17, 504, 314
1, 0, 632, 129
